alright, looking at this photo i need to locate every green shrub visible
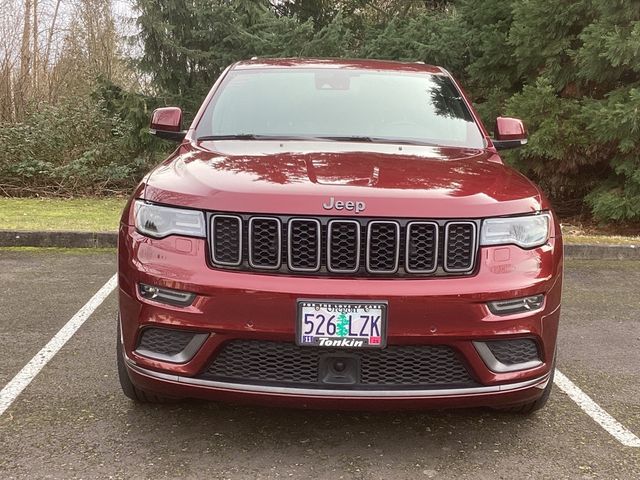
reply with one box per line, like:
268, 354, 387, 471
0, 85, 168, 196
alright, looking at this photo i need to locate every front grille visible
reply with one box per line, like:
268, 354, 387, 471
485, 339, 540, 366
288, 219, 321, 271
366, 221, 400, 273
248, 217, 281, 269
406, 221, 438, 273
328, 220, 360, 273
211, 215, 242, 265
208, 213, 479, 277
137, 328, 195, 356
199, 340, 477, 389
444, 222, 477, 272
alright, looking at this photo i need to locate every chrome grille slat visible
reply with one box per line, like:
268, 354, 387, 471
288, 218, 321, 271
208, 214, 478, 276
248, 217, 281, 269
366, 221, 400, 273
211, 214, 242, 266
327, 219, 361, 273
444, 222, 477, 272
406, 221, 439, 273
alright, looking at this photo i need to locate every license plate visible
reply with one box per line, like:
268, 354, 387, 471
296, 300, 387, 348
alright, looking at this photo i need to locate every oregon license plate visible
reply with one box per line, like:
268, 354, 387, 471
296, 300, 387, 348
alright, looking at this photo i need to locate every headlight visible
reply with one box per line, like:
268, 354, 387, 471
134, 200, 205, 239
480, 213, 550, 249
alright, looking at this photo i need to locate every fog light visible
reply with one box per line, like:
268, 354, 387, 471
139, 283, 195, 307
487, 294, 544, 315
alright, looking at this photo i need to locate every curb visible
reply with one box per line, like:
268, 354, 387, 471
0, 230, 117, 248
1, 230, 639, 260
562, 243, 639, 260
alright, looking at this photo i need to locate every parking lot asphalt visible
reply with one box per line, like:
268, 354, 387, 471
0, 250, 639, 479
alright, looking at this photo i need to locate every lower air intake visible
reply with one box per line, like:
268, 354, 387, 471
135, 327, 208, 363
200, 340, 477, 389
485, 338, 540, 365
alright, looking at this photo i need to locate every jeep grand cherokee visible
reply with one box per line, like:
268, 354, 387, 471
117, 58, 563, 413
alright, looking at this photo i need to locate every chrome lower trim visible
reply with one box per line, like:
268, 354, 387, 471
124, 355, 549, 398
473, 341, 543, 373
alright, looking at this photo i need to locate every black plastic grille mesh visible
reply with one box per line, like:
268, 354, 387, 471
406, 222, 437, 272
445, 223, 475, 271
486, 339, 540, 365
359, 345, 472, 385
206, 340, 318, 383
249, 218, 280, 268
202, 340, 476, 388
212, 216, 241, 264
289, 220, 320, 270
328, 221, 359, 272
137, 328, 194, 356
367, 222, 399, 272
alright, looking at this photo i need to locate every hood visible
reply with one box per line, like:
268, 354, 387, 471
143, 141, 545, 218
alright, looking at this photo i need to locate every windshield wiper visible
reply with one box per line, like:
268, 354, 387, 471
197, 134, 326, 142
197, 134, 261, 141
319, 135, 374, 143
197, 134, 439, 147
319, 135, 438, 146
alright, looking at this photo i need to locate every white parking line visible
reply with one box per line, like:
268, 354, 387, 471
555, 369, 640, 447
0, 274, 117, 417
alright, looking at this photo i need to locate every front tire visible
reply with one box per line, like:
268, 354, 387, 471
496, 355, 556, 414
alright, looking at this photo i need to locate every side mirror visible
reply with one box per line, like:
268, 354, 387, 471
150, 107, 186, 142
493, 117, 527, 150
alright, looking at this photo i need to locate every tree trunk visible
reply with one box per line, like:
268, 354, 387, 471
18, 0, 33, 118
43, 0, 62, 72
32, 0, 38, 94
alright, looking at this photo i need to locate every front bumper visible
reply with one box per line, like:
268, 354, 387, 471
124, 350, 552, 409
118, 224, 563, 409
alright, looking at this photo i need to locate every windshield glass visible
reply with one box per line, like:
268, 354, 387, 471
196, 68, 485, 148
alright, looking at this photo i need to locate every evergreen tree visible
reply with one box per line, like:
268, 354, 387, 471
503, 0, 640, 220
135, 0, 314, 114
133, 0, 640, 222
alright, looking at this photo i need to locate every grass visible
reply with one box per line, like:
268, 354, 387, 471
562, 234, 639, 246
0, 197, 125, 231
0, 197, 638, 246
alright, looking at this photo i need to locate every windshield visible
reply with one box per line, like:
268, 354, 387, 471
196, 68, 485, 148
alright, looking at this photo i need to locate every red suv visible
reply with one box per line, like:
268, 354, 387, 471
117, 58, 563, 413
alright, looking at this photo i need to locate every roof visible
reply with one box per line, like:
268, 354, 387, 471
232, 57, 445, 74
